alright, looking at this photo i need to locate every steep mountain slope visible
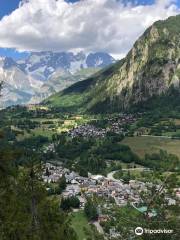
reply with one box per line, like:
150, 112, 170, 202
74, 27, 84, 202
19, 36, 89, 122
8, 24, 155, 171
0, 52, 115, 108
45, 15, 180, 113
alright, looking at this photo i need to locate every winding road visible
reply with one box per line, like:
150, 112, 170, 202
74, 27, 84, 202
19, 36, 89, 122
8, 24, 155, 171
107, 167, 150, 181
107, 171, 119, 181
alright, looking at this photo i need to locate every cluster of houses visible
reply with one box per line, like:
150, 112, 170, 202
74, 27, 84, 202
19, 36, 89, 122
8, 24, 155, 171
42, 162, 179, 238
69, 124, 107, 138
42, 163, 153, 208
42, 163, 179, 208
108, 114, 137, 130
69, 114, 138, 138
42, 162, 69, 183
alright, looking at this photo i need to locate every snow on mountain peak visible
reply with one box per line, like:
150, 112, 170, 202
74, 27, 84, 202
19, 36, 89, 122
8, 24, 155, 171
0, 51, 115, 108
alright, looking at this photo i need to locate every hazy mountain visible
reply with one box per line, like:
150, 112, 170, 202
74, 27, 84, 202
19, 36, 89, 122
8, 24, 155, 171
0, 52, 115, 108
0, 57, 43, 108
45, 15, 180, 113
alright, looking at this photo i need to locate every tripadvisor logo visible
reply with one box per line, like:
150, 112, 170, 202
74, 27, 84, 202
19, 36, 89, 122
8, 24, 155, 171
135, 227, 143, 236
135, 227, 174, 236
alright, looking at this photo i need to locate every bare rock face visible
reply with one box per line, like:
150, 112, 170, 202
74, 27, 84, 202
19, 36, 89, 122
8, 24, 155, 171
87, 15, 180, 111
100, 16, 180, 109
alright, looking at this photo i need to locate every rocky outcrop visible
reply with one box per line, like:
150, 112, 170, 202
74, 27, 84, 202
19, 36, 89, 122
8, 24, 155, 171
93, 15, 180, 110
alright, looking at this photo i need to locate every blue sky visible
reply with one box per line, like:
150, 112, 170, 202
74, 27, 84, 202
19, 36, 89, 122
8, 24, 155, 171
0, 0, 179, 59
0, 0, 20, 19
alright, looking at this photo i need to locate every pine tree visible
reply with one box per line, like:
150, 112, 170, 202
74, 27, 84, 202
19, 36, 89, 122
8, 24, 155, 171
0, 140, 77, 239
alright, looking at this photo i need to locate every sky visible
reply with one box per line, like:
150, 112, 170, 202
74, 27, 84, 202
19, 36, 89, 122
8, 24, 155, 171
0, 0, 179, 59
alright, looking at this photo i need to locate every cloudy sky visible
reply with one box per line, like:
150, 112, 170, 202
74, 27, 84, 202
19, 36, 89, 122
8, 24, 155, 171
0, 0, 179, 59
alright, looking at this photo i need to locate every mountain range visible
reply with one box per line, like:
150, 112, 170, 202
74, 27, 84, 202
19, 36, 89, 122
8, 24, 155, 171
45, 15, 180, 113
0, 52, 115, 108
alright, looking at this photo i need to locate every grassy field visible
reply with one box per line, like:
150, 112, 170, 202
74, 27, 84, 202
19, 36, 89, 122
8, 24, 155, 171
122, 136, 180, 158
70, 211, 92, 240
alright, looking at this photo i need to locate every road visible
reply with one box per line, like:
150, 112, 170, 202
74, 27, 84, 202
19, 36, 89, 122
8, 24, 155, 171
107, 167, 150, 181
107, 171, 119, 181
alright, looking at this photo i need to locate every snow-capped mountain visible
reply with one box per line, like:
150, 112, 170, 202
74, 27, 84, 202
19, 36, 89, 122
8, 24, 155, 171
18, 51, 115, 80
0, 52, 115, 108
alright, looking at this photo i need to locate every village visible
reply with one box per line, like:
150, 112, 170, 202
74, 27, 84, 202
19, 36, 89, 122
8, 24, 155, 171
42, 162, 179, 211
69, 113, 138, 138
41, 162, 180, 238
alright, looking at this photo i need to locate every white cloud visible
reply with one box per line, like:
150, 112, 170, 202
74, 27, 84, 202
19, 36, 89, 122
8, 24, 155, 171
0, 0, 179, 58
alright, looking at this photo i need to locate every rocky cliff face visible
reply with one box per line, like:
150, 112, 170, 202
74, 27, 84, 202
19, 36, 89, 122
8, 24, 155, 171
104, 18, 180, 109
46, 15, 180, 112
89, 15, 180, 112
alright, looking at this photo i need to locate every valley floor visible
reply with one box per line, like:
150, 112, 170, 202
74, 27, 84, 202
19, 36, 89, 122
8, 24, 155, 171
0, 106, 180, 239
